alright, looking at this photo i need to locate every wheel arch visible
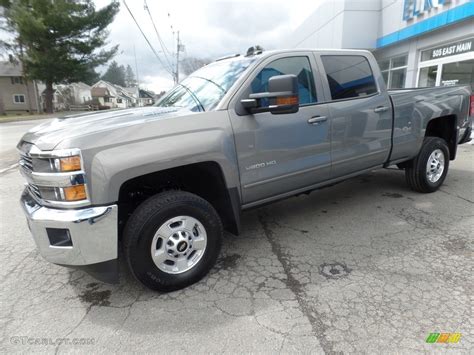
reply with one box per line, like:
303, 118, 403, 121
117, 161, 241, 237
424, 114, 458, 160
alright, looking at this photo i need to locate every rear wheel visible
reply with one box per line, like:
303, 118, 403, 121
405, 137, 450, 193
123, 190, 223, 291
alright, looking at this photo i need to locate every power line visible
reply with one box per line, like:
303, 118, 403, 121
143, 0, 175, 80
144, 0, 173, 59
122, 0, 174, 78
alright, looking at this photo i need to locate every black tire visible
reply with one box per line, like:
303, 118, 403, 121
123, 190, 223, 291
405, 137, 450, 193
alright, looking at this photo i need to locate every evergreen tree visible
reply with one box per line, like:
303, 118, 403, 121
1, 0, 119, 113
82, 69, 101, 86
101, 60, 126, 87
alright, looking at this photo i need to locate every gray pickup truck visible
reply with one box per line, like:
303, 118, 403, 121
18, 49, 472, 291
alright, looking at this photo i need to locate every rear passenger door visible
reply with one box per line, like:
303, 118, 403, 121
318, 53, 393, 177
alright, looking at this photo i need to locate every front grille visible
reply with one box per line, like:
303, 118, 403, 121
18, 140, 34, 173
19, 154, 33, 173
18, 141, 39, 200
28, 184, 42, 201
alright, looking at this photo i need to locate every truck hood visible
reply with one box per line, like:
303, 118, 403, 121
21, 107, 192, 151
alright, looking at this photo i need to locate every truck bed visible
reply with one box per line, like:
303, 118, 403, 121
387, 85, 471, 163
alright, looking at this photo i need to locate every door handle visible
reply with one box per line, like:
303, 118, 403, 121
307, 116, 327, 125
374, 106, 389, 113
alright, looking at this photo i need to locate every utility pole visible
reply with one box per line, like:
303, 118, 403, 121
175, 31, 180, 83
133, 45, 140, 88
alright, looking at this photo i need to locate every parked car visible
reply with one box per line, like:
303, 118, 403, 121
17, 49, 472, 291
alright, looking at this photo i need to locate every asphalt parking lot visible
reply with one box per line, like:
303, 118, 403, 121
0, 120, 472, 353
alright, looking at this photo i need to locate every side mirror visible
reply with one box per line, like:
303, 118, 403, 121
241, 74, 299, 115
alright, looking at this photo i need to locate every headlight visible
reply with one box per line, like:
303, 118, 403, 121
17, 144, 89, 207
57, 156, 82, 172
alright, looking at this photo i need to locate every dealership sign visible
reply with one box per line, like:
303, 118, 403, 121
403, 0, 451, 21
422, 38, 473, 60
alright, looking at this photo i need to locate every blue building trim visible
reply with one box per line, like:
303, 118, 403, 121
376, 1, 474, 48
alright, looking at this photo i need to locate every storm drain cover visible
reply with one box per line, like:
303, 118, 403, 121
319, 262, 351, 280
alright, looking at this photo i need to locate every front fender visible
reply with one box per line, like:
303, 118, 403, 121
88, 128, 240, 205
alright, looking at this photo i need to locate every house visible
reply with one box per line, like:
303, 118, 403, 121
0, 61, 41, 115
44, 82, 92, 111
48, 86, 68, 112
123, 86, 139, 104
138, 89, 155, 106
91, 80, 137, 109
60, 82, 92, 108
91, 86, 112, 108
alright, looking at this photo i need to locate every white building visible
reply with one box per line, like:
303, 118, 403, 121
66, 82, 92, 106
283, 0, 473, 90
47, 82, 92, 111
91, 80, 137, 109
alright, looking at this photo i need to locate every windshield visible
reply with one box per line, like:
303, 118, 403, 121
155, 56, 255, 111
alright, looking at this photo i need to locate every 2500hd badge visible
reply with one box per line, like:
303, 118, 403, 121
245, 160, 277, 171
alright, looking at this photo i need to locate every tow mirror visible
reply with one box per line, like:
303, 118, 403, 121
241, 74, 299, 115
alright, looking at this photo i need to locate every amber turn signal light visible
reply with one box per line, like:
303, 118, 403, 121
63, 185, 87, 201
59, 156, 81, 172
276, 96, 298, 105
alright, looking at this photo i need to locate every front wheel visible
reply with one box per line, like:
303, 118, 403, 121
123, 191, 223, 291
405, 137, 450, 193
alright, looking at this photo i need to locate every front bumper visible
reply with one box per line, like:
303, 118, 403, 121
20, 189, 118, 266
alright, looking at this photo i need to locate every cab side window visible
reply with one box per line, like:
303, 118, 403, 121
321, 55, 378, 100
251, 56, 317, 105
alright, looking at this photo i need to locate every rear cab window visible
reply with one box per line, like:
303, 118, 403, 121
321, 55, 378, 100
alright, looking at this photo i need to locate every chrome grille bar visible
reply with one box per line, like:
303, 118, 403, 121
19, 154, 33, 173
28, 184, 42, 201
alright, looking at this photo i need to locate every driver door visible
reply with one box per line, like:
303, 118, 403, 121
228, 53, 331, 205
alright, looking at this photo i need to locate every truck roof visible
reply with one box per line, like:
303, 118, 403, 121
215, 48, 373, 63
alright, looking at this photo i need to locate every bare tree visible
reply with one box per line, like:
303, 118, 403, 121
180, 57, 211, 76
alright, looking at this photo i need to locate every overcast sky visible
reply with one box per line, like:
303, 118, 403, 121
0, 0, 319, 92
92, 0, 319, 92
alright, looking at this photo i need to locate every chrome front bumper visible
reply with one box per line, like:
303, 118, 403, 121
20, 189, 118, 266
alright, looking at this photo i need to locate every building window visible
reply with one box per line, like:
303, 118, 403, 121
117, 98, 123, 103
379, 55, 407, 89
418, 66, 437, 87
13, 94, 25, 103
10, 76, 23, 85
440, 59, 474, 90
321, 55, 378, 100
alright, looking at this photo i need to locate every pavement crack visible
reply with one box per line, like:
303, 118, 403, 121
0, 163, 19, 176
439, 188, 474, 204
258, 212, 340, 355
53, 304, 92, 355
